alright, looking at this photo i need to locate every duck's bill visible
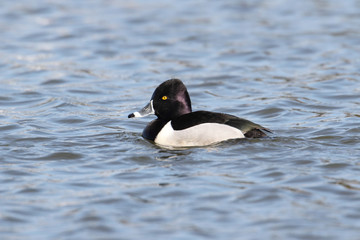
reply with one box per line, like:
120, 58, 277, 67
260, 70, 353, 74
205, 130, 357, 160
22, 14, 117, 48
128, 100, 155, 118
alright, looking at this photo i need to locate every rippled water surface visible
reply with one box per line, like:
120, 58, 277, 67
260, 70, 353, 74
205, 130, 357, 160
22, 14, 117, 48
1, 0, 360, 239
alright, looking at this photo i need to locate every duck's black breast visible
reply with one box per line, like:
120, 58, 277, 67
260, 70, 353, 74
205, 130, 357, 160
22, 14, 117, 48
142, 119, 168, 141
171, 111, 270, 138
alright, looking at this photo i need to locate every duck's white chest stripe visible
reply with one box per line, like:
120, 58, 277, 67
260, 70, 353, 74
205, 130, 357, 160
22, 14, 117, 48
154, 121, 245, 147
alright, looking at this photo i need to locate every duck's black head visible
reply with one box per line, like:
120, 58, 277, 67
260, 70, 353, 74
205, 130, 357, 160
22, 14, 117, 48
151, 79, 192, 120
128, 79, 192, 121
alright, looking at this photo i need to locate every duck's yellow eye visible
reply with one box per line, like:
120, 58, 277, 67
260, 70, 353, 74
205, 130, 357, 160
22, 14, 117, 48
162, 96, 168, 100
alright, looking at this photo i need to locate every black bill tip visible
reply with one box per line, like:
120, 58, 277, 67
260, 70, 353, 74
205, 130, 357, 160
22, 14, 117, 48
128, 113, 135, 118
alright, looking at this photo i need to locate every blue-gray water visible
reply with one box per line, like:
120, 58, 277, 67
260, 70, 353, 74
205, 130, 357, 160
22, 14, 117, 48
1, 0, 360, 239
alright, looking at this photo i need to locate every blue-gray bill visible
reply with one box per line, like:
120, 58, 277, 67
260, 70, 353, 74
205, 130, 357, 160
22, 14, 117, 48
128, 100, 155, 118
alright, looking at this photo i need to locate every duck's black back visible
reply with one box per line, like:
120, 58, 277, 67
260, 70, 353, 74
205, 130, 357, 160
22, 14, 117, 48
171, 111, 270, 138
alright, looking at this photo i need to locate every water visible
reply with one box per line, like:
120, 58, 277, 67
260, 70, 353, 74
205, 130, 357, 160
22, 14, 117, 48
1, 0, 360, 239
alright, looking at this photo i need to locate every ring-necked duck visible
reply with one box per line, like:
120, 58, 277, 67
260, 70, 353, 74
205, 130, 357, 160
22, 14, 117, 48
128, 79, 271, 147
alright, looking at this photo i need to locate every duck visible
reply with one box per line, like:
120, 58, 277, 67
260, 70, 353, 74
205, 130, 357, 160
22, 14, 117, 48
128, 79, 271, 147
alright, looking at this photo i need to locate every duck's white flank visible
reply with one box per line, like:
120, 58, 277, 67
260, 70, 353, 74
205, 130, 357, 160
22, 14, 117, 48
154, 121, 245, 147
